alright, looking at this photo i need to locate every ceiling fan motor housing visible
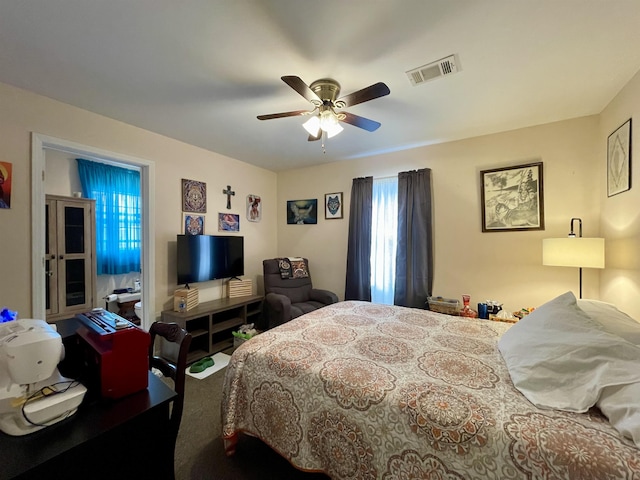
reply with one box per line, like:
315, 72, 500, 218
309, 79, 341, 106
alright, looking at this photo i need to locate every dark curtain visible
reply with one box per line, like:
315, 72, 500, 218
394, 168, 433, 308
345, 176, 373, 301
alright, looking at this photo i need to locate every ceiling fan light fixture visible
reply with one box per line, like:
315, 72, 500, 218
325, 122, 343, 138
302, 108, 343, 138
319, 108, 343, 138
302, 115, 320, 136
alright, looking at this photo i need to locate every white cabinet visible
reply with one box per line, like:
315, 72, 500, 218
45, 195, 97, 321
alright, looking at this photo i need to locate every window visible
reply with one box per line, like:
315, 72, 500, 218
370, 177, 398, 304
77, 159, 141, 275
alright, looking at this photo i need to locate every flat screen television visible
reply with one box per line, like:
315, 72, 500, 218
177, 234, 244, 286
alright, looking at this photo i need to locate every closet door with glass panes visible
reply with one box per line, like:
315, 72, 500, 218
45, 195, 96, 321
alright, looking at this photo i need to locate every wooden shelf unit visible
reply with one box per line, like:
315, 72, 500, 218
160, 294, 263, 364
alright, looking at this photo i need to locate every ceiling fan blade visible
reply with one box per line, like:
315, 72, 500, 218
281, 76, 321, 104
308, 127, 322, 141
340, 112, 381, 132
257, 110, 310, 120
337, 82, 390, 108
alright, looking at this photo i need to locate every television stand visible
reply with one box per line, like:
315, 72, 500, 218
160, 294, 263, 364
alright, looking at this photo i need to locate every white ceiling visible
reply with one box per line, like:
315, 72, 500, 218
1, 1, 640, 172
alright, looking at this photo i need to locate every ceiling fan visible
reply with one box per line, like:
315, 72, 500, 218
257, 76, 390, 141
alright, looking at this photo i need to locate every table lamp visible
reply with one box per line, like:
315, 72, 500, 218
542, 218, 605, 298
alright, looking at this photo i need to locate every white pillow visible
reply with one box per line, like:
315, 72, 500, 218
578, 300, 640, 447
597, 383, 640, 448
498, 291, 640, 413
577, 298, 640, 345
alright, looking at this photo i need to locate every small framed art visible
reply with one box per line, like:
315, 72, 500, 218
246, 194, 261, 222
287, 199, 317, 224
182, 179, 206, 213
218, 213, 240, 232
324, 192, 343, 219
183, 213, 204, 235
607, 118, 632, 197
480, 161, 544, 232
0, 161, 12, 209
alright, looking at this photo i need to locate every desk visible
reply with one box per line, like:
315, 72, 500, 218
0, 371, 176, 479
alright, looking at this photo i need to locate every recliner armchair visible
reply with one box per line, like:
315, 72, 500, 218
261, 258, 338, 330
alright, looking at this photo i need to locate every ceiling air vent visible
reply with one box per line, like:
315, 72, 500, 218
406, 55, 459, 86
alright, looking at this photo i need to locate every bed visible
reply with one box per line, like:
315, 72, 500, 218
222, 296, 640, 479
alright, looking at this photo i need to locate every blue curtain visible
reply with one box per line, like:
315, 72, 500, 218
77, 159, 141, 275
371, 177, 398, 304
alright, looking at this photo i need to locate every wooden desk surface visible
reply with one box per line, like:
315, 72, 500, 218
0, 372, 176, 479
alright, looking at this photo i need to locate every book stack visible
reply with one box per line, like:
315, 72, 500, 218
228, 279, 252, 298
173, 287, 199, 312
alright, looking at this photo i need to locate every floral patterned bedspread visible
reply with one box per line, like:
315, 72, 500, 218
221, 301, 640, 479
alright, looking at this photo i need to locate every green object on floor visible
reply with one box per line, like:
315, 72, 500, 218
189, 356, 215, 373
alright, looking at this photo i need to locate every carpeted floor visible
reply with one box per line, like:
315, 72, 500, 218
173, 353, 330, 480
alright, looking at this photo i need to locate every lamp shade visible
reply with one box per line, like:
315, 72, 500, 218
542, 237, 605, 269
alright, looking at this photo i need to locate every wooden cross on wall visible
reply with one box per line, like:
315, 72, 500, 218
223, 185, 235, 209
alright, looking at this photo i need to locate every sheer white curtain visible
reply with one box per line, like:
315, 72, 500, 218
371, 176, 398, 304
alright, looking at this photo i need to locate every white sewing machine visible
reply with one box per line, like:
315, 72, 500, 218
0, 319, 86, 436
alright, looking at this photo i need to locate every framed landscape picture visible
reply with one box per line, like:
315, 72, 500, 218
480, 161, 544, 232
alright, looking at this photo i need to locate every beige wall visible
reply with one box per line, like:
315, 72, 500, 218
2, 72, 638, 323
599, 69, 640, 319
0, 81, 278, 321
277, 116, 606, 315
44, 149, 83, 196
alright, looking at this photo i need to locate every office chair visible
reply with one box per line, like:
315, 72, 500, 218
148, 321, 192, 479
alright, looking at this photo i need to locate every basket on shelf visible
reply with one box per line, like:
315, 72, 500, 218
427, 296, 460, 316
173, 287, 199, 312
228, 279, 253, 298
489, 314, 519, 324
